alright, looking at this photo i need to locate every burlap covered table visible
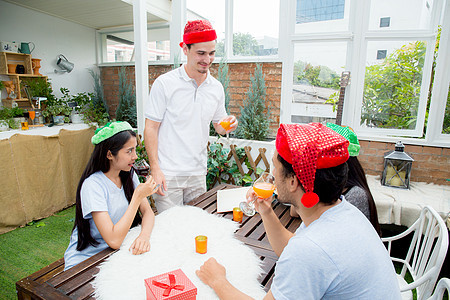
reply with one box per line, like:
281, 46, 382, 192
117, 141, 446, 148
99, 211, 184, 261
0, 124, 94, 234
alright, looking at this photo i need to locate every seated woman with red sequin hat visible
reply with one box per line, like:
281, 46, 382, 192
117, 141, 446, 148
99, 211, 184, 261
196, 123, 400, 299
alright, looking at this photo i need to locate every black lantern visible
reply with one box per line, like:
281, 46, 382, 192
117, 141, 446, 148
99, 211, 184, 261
381, 141, 414, 189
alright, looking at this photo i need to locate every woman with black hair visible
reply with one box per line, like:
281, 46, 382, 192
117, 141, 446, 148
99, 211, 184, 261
326, 123, 381, 236
344, 156, 381, 235
64, 121, 157, 270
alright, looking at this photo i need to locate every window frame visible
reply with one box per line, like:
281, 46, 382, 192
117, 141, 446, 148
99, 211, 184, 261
97, 22, 172, 65
280, 0, 450, 147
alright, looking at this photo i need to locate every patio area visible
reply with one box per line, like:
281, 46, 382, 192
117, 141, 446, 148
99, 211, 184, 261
0, 0, 449, 299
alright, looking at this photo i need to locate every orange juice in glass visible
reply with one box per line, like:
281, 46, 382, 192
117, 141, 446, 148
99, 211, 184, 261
219, 116, 232, 131
195, 235, 207, 254
233, 207, 243, 223
240, 172, 275, 216
28, 110, 36, 125
253, 182, 275, 198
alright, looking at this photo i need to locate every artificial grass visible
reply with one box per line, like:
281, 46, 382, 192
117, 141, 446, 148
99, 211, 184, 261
0, 205, 75, 300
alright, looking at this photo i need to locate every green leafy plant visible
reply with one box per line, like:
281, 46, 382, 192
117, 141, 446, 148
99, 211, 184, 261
42, 103, 71, 118
216, 33, 259, 57
294, 61, 340, 89
10, 107, 26, 117
325, 91, 340, 111
362, 41, 426, 129
0, 81, 5, 91
60, 87, 110, 127
42, 88, 72, 121
21, 77, 56, 102
72, 70, 111, 127
135, 141, 150, 183
116, 67, 137, 128
81, 100, 110, 127
88, 68, 109, 115
71, 92, 91, 112
0, 107, 21, 129
0, 107, 14, 119
206, 141, 254, 190
236, 64, 271, 140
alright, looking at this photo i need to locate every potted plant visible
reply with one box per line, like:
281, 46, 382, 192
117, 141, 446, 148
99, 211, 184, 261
0, 107, 14, 131
11, 107, 27, 127
42, 103, 71, 125
42, 88, 72, 125
0, 107, 23, 130
70, 92, 91, 124
21, 78, 56, 103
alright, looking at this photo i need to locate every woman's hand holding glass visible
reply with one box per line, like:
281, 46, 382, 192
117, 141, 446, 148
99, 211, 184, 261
240, 172, 275, 216
135, 175, 159, 200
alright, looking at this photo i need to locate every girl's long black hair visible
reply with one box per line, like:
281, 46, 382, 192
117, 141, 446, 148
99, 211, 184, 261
345, 156, 381, 236
73, 130, 142, 251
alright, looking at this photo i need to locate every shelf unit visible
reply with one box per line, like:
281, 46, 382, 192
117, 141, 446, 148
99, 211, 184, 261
0, 52, 47, 108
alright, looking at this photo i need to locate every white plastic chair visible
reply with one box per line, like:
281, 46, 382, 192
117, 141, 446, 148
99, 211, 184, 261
382, 206, 449, 300
427, 278, 450, 300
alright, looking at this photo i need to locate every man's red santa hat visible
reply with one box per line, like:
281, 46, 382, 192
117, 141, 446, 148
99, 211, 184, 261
179, 20, 217, 47
276, 123, 349, 208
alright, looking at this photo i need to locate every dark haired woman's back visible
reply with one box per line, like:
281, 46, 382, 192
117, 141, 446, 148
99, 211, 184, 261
344, 156, 381, 236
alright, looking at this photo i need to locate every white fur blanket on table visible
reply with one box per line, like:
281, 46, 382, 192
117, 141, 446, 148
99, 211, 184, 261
93, 206, 266, 299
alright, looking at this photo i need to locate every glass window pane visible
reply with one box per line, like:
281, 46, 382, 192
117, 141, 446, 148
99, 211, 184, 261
104, 26, 170, 63
295, 0, 351, 34
442, 83, 450, 134
186, 0, 225, 56
147, 27, 170, 61
369, 0, 434, 30
379, 17, 391, 28
233, 0, 279, 57
106, 32, 134, 63
361, 40, 427, 129
291, 42, 347, 124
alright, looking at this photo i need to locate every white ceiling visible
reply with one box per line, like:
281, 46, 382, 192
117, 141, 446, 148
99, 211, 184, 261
3, 0, 172, 29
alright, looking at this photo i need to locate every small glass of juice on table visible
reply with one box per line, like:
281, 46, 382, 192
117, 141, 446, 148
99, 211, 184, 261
240, 172, 275, 216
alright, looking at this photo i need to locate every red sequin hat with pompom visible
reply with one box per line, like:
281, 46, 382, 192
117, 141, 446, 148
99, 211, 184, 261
179, 20, 217, 47
276, 123, 350, 208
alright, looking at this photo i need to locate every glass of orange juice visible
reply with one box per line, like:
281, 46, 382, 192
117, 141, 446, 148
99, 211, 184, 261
219, 116, 232, 132
28, 110, 36, 126
240, 172, 275, 216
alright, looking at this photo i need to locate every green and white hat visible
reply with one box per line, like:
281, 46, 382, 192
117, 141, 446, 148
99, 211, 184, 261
91, 121, 133, 145
326, 122, 360, 157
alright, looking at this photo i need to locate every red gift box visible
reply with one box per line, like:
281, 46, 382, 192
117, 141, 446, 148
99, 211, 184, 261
145, 269, 197, 300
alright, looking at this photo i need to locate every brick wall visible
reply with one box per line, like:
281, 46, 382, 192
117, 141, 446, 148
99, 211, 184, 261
359, 140, 450, 185
99, 62, 281, 137
99, 63, 449, 186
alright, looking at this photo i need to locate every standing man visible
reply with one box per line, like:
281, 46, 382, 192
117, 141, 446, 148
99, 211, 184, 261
196, 123, 401, 299
144, 20, 237, 212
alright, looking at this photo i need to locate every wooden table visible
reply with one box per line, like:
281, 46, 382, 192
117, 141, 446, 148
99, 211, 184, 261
16, 184, 301, 299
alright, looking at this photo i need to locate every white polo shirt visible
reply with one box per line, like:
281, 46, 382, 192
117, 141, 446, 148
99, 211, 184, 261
145, 65, 227, 176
